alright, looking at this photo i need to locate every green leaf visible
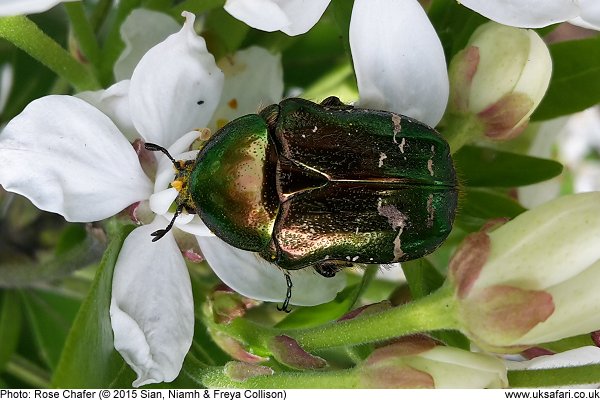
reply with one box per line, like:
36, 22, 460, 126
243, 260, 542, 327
401, 259, 444, 299
21, 290, 81, 370
456, 188, 527, 232
52, 223, 135, 388
454, 145, 563, 187
328, 0, 355, 62
204, 7, 250, 60
0, 291, 22, 372
274, 267, 377, 329
428, 0, 487, 62
533, 37, 600, 120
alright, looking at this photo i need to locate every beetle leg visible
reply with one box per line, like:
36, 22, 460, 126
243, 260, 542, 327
320, 96, 353, 110
313, 261, 353, 278
277, 273, 293, 313
150, 204, 183, 242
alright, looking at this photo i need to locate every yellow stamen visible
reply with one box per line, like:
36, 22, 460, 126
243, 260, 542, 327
171, 180, 183, 192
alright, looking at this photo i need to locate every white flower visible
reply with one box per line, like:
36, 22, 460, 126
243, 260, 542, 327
224, 0, 449, 126
223, 0, 331, 36
449, 192, 600, 353
359, 336, 507, 388
458, 0, 600, 31
350, 0, 448, 127
0, 11, 344, 386
0, 0, 78, 16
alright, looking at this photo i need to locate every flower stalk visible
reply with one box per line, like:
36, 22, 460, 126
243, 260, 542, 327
64, 1, 100, 66
508, 365, 600, 388
206, 284, 459, 357
0, 16, 100, 91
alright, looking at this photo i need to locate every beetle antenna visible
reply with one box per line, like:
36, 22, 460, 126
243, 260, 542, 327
277, 273, 293, 313
145, 142, 181, 170
151, 205, 183, 242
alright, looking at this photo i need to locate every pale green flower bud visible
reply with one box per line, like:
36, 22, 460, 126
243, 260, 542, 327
358, 336, 507, 388
447, 22, 551, 146
449, 192, 600, 352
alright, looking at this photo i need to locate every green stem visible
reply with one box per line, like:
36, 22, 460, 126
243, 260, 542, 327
64, 2, 100, 67
0, 16, 100, 91
90, 0, 114, 32
210, 284, 458, 355
200, 365, 359, 389
290, 284, 458, 351
302, 63, 355, 101
443, 113, 484, 154
99, 0, 142, 85
171, 0, 224, 15
508, 365, 600, 388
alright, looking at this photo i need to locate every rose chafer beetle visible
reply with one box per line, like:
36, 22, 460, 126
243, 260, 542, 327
147, 96, 458, 311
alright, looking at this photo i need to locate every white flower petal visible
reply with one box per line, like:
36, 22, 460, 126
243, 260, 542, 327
578, 0, 600, 30
458, 0, 579, 28
0, 95, 152, 222
0, 0, 77, 16
224, 0, 330, 36
507, 347, 600, 370
568, 16, 600, 30
211, 47, 284, 131
350, 0, 448, 126
129, 12, 224, 148
197, 236, 345, 306
149, 188, 179, 215
115, 9, 182, 81
110, 218, 194, 387
167, 131, 202, 157
175, 216, 214, 236
77, 80, 137, 141
0, 63, 13, 115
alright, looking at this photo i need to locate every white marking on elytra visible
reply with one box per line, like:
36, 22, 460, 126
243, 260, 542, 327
355, 226, 360, 234
352, 255, 359, 262
312, 126, 318, 132
302, 134, 306, 138
378, 152, 387, 167
391, 114, 407, 154
427, 144, 435, 176
427, 193, 434, 228
377, 198, 408, 261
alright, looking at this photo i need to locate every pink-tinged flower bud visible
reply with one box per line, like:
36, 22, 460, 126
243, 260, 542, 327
448, 22, 551, 142
358, 336, 507, 388
224, 362, 274, 382
268, 335, 327, 370
205, 284, 261, 325
209, 330, 268, 364
449, 192, 600, 353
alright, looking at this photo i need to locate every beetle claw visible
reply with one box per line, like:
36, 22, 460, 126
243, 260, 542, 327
150, 229, 168, 242
149, 205, 183, 242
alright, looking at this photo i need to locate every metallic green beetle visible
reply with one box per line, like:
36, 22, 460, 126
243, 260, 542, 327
147, 97, 458, 311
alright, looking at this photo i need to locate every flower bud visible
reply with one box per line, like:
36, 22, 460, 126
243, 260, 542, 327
204, 284, 261, 325
448, 22, 551, 141
449, 192, 600, 352
358, 336, 507, 388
